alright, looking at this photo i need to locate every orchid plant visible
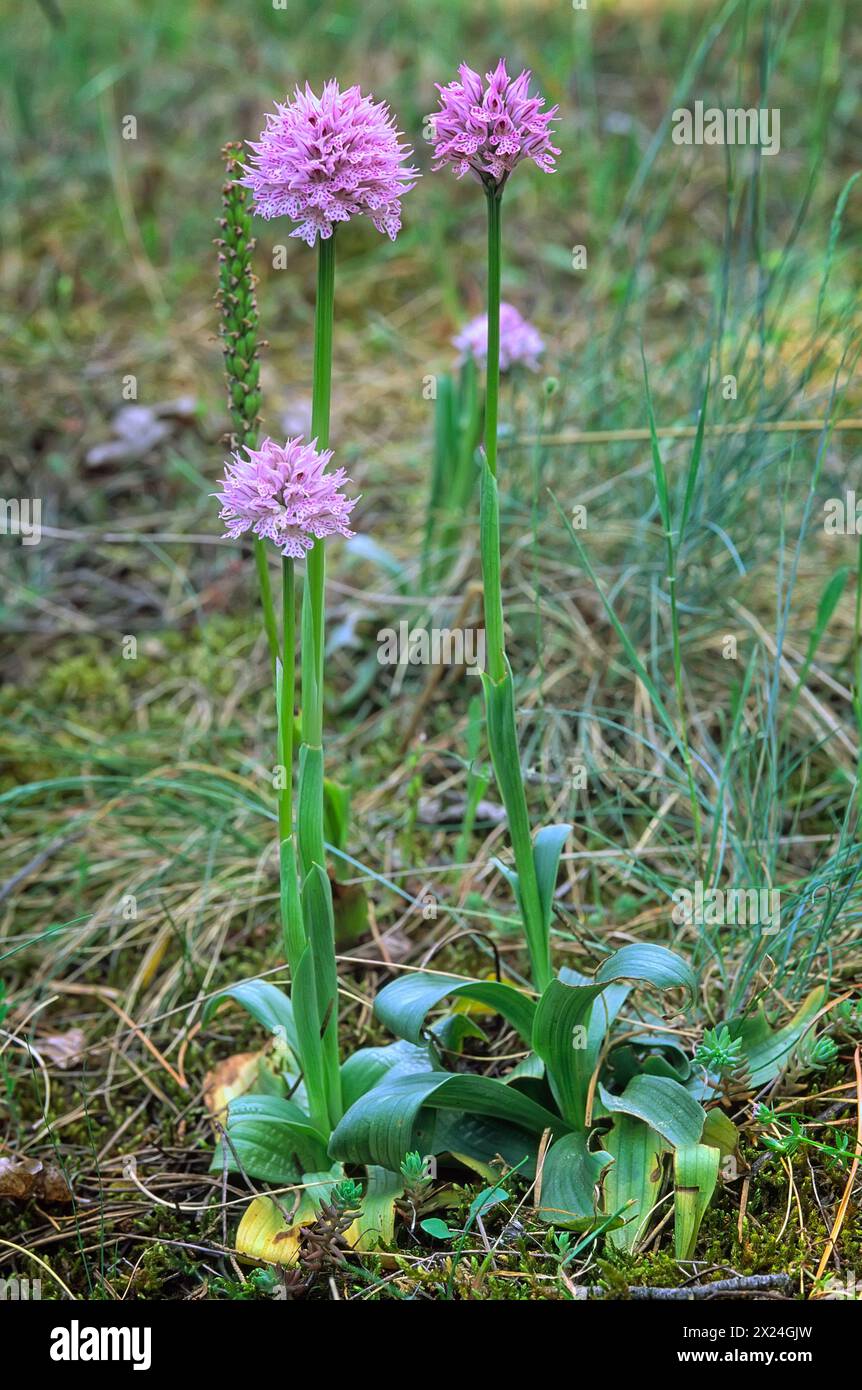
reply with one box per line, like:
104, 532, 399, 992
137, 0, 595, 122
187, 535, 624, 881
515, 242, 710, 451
205, 67, 746, 1267
322, 63, 727, 1248
206, 87, 421, 1257
427, 60, 564, 994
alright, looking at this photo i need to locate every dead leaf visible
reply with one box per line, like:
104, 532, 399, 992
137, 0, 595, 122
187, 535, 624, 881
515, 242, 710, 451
203, 1052, 261, 1121
236, 1195, 302, 1266
0, 1156, 72, 1203
38, 1028, 85, 1069
418, 795, 505, 826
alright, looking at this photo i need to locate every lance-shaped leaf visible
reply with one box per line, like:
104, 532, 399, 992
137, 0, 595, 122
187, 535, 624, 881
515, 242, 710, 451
532, 822, 572, 936
374, 971, 537, 1046
301, 862, 342, 1127
532, 979, 605, 1126
329, 1070, 567, 1174
429, 1108, 543, 1177
341, 1040, 439, 1110
674, 1143, 720, 1259
559, 968, 632, 1088
595, 943, 697, 1002
292, 943, 330, 1137
480, 653, 550, 989
491, 823, 572, 994
202, 980, 299, 1058
213, 1094, 329, 1182
728, 986, 827, 1087
603, 1115, 667, 1251
598, 1075, 705, 1150
536, 944, 697, 1127
345, 1165, 403, 1253
701, 1107, 739, 1157
536, 1132, 613, 1229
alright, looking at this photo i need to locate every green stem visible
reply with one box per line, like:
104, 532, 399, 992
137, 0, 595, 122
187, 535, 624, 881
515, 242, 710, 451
298, 234, 336, 874
478, 185, 550, 991
295, 232, 342, 1128
278, 557, 303, 974
280, 560, 295, 842
484, 189, 502, 481
482, 186, 506, 684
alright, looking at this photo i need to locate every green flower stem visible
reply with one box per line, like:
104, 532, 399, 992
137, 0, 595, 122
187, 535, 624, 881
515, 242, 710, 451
484, 189, 502, 481
479, 183, 550, 992
296, 232, 342, 1128
278, 557, 304, 976
298, 234, 336, 873
482, 187, 506, 683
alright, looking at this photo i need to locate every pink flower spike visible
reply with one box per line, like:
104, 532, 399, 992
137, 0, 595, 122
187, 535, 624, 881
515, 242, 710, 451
427, 59, 559, 189
454, 303, 545, 372
242, 81, 419, 244
215, 436, 357, 559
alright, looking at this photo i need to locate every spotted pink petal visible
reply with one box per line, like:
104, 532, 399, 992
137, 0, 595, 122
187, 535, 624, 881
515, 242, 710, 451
427, 59, 559, 187
215, 436, 357, 558
242, 81, 419, 244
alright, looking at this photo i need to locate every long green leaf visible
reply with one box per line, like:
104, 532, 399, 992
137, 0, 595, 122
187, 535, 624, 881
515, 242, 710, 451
603, 1116, 667, 1251
533, 823, 572, 936
301, 862, 342, 1126
679, 365, 710, 544
292, 943, 330, 1137
598, 1075, 705, 1149
481, 659, 550, 989
559, 968, 631, 1064
214, 1094, 329, 1182
428, 1109, 540, 1175
532, 979, 605, 1126
595, 943, 698, 1002
329, 1071, 567, 1173
674, 1143, 720, 1259
374, 971, 537, 1046
202, 981, 299, 1058
536, 1132, 613, 1229
729, 986, 827, 1087
341, 1040, 439, 1110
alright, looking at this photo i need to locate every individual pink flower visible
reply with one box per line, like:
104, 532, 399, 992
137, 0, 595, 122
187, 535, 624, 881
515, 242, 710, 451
242, 81, 419, 246
215, 436, 357, 558
427, 59, 559, 187
454, 302, 545, 371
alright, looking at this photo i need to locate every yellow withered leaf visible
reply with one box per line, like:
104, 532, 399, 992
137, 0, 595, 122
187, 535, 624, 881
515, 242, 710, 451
236, 1195, 303, 1266
202, 1052, 260, 1121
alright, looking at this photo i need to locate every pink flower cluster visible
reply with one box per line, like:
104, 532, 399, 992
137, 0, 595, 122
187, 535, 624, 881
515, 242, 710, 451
427, 60, 559, 186
242, 81, 419, 246
454, 302, 545, 372
216, 437, 356, 559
